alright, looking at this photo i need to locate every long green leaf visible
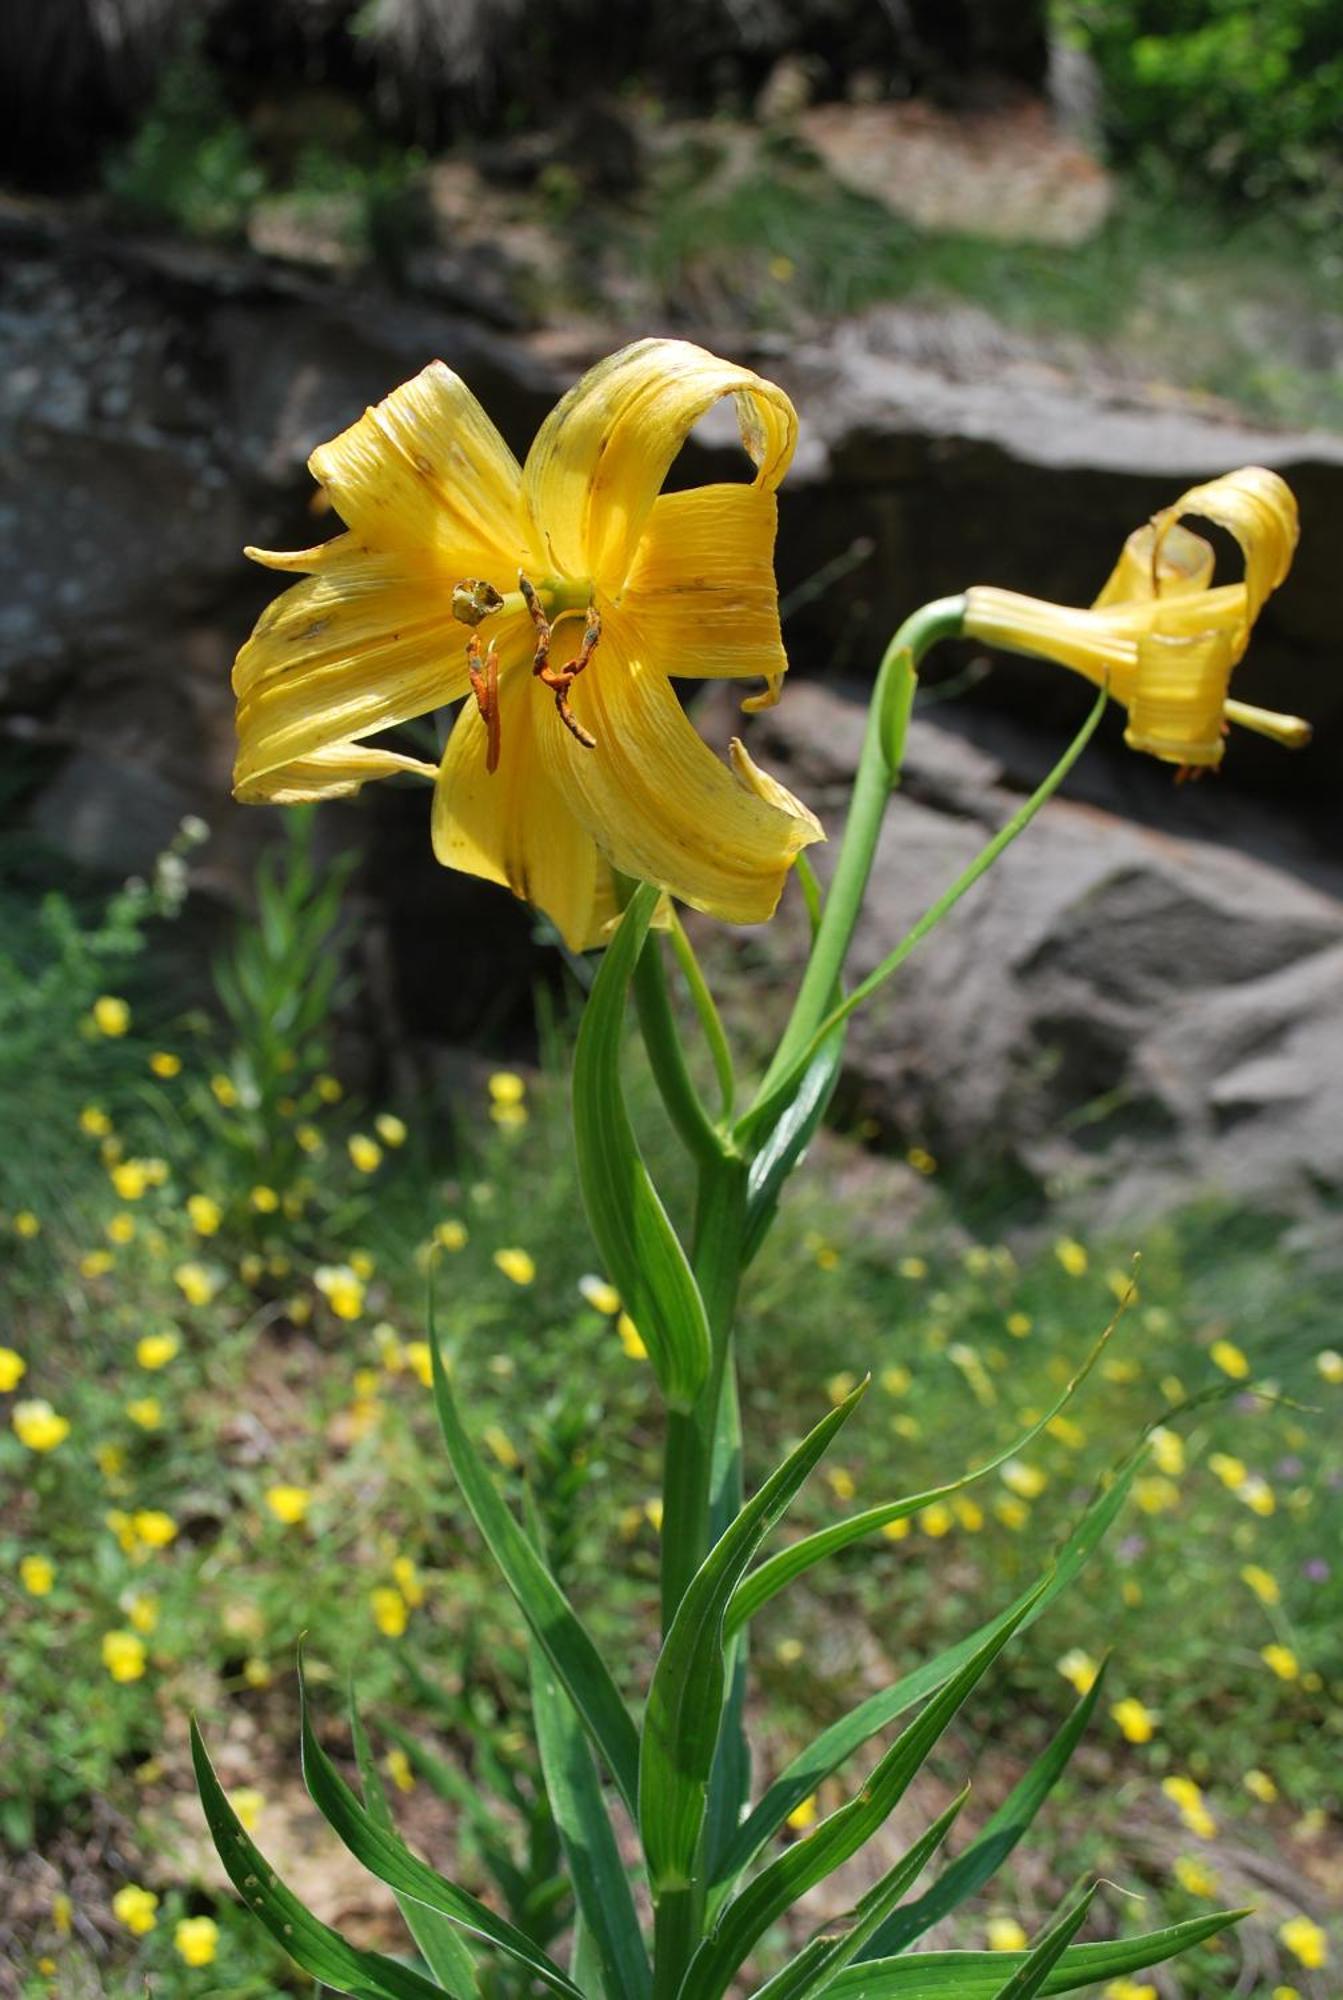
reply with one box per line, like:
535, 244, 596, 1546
988, 1888, 1095, 2000
684, 1584, 1045, 2000
742, 1021, 846, 1268
297, 1666, 583, 1999
715, 1453, 1140, 1889
821, 1911, 1246, 1999
859, 1672, 1106, 1963
573, 883, 711, 1409
640, 1382, 868, 1895
730, 1300, 1124, 1635
380, 1720, 530, 1915
350, 1695, 479, 1998
191, 1719, 444, 2000
428, 1313, 641, 1816
748, 1790, 968, 2000
531, 1641, 652, 2000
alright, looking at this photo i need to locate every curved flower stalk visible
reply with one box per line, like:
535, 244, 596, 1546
233, 340, 820, 950
963, 467, 1309, 768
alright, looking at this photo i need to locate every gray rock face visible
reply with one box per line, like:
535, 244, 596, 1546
724, 681, 1343, 1223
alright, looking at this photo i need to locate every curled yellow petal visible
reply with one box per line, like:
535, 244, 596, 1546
238, 742, 437, 805
521, 337, 797, 595
1152, 465, 1299, 628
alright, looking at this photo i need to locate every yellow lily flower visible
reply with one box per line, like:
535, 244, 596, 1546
233, 339, 822, 949
963, 467, 1309, 769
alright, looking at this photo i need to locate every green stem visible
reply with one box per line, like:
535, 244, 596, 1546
740, 597, 965, 1145
669, 914, 736, 1119
633, 932, 725, 1171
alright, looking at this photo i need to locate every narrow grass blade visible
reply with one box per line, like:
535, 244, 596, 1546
987, 1886, 1095, 2000
858, 1672, 1106, 1963
573, 882, 712, 1409
716, 1453, 1140, 1889
748, 1789, 968, 2000
350, 1696, 480, 1998
640, 1381, 867, 1896
821, 1910, 1246, 1998
531, 1641, 652, 2000
428, 1313, 641, 1817
380, 1720, 529, 1915
191, 1718, 444, 2000
297, 1666, 582, 1999
730, 1296, 1126, 1636
683, 1585, 1044, 2000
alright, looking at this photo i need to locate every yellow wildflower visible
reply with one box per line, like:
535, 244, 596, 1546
0, 1347, 26, 1392
243, 1655, 272, 1689
405, 1340, 433, 1387
126, 1593, 159, 1634
1000, 1459, 1047, 1501
230, 1786, 266, 1831
986, 1918, 1028, 1952
1104, 1985, 1157, 2000
111, 1160, 149, 1200
386, 1747, 416, 1792
210, 1073, 239, 1107
132, 1510, 178, 1548
112, 1884, 159, 1935
14, 1210, 40, 1239
786, 1794, 818, 1832
20, 1554, 55, 1596
13, 1400, 70, 1451
1261, 1644, 1299, 1681
392, 1555, 424, 1607
349, 1133, 383, 1173
493, 1247, 536, 1286
964, 468, 1305, 767
230, 343, 820, 946
994, 1495, 1030, 1531
1174, 1856, 1219, 1898
126, 1397, 162, 1431
174, 1260, 218, 1307
1241, 1564, 1280, 1606
825, 1370, 857, 1406
1208, 1449, 1247, 1489
645, 1497, 664, 1532
264, 1484, 311, 1525
1111, 1697, 1158, 1744
102, 1630, 148, 1682
880, 1516, 910, 1542
1239, 1473, 1276, 1516
174, 1916, 220, 1967
906, 1146, 937, 1176
371, 1586, 408, 1637
187, 1193, 222, 1236
826, 1466, 857, 1503
136, 1332, 180, 1370
1056, 1648, 1099, 1696
483, 1424, 520, 1469
314, 1264, 365, 1320
919, 1500, 953, 1538
1053, 1237, 1088, 1277
1005, 1311, 1032, 1338
93, 994, 131, 1036
578, 1273, 621, 1314
1210, 1337, 1250, 1380
897, 1256, 927, 1280
248, 1184, 279, 1213
372, 1111, 407, 1149
1278, 1916, 1328, 1970
1244, 1768, 1278, 1803
1148, 1426, 1185, 1477
1315, 1348, 1343, 1383
1046, 1414, 1085, 1451
149, 1050, 181, 1078
104, 1212, 135, 1246
80, 1104, 112, 1136
80, 1248, 115, 1277
1134, 1474, 1180, 1515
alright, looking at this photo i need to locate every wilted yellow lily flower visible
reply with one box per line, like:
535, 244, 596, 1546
964, 467, 1308, 769
233, 339, 821, 947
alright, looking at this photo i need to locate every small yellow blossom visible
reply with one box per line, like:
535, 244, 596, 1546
825, 1370, 858, 1406
1046, 1415, 1086, 1451
433, 1219, 468, 1253
880, 1515, 911, 1542
1106, 1267, 1136, 1302
952, 1495, 985, 1531
126, 1397, 162, 1431
375, 1112, 408, 1147
1005, 1311, 1033, 1338
314, 1264, 365, 1320
187, 1193, 223, 1236
1056, 1649, 1099, 1696
1135, 1474, 1180, 1516
1111, 1697, 1158, 1743
13, 1400, 70, 1451
645, 1496, 664, 1532
1148, 1426, 1185, 1477
1278, 1916, 1328, 1970
813, 1241, 840, 1271
93, 995, 131, 1036
386, 1746, 416, 1792
897, 1256, 928, 1280
1209, 1451, 1247, 1490
210, 1073, 240, 1108
174, 1916, 220, 1967
102, 1630, 148, 1682
494, 1247, 536, 1286
1102, 1355, 1140, 1384
986, 1918, 1028, 1951
1241, 1564, 1280, 1606
149, 1050, 181, 1077
489, 1071, 526, 1107
1104, 1985, 1157, 2000
578, 1273, 621, 1314
879, 1364, 911, 1396
80, 1104, 112, 1136
136, 1332, 181, 1371
371, 1586, 408, 1637
906, 1146, 937, 1176
104, 1212, 136, 1246
826, 1467, 857, 1503
1000, 1459, 1047, 1500
1210, 1337, 1250, 1380
126, 1593, 159, 1635
483, 1424, 520, 1469
20, 1554, 55, 1596
174, 1260, 218, 1306
349, 1133, 383, 1173
1054, 1237, 1088, 1277
111, 1160, 149, 1200
919, 1500, 954, 1538
296, 1122, 323, 1154
392, 1555, 424, 1607
314, 1073, 342, 1103
1239, 1473, 1276, 1517
133, 1510, 178, 1548
265, 1484, 311, 1525
14, 1209, 41, 1239
95, 1442, 126, 1480
1315, 1348, 1343, 1383
80, 1248, 116, 1277
994, 1495, 1030, 1531
1272, 1988, 1303, 2000
1261, 1644, 1299, 1681
247, 1184, 279, 1214
243, 1655, 272, 1688
786, 1794, 818, 1832
112, 1884, 159, 1935
0, 1347, 27, 1392
405, 1340, 433, 1387
1244, 1768, 1278, 1802
230, 1786, 266, 1831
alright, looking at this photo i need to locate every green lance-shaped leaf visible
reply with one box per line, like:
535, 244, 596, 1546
350, 1695, 480, 1998
682, 1582, 1045, 2000
986, 1887, 1096, 2000
640, 1381, 868, 1897
820, 1910, 1246, 2000
428, 1309, 641, 1817
531, 1641, 652, 2000
747, 1789, 968, 2000
381, 1719, 530, 1917
297, 1660, 584, 1999
715, 1450, 1141, 1890
729, 1295, 1126, 1635
573, 882, 712, 1410
742, 1017, 846, 1267
191, 1718, 446, 2000
857, 1669, 1108, 1963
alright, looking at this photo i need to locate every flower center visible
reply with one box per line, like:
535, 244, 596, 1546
451, 572, 600, 774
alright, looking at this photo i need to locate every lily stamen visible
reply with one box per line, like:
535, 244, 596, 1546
466, 632, 502, 774
521, 571, 600, 752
